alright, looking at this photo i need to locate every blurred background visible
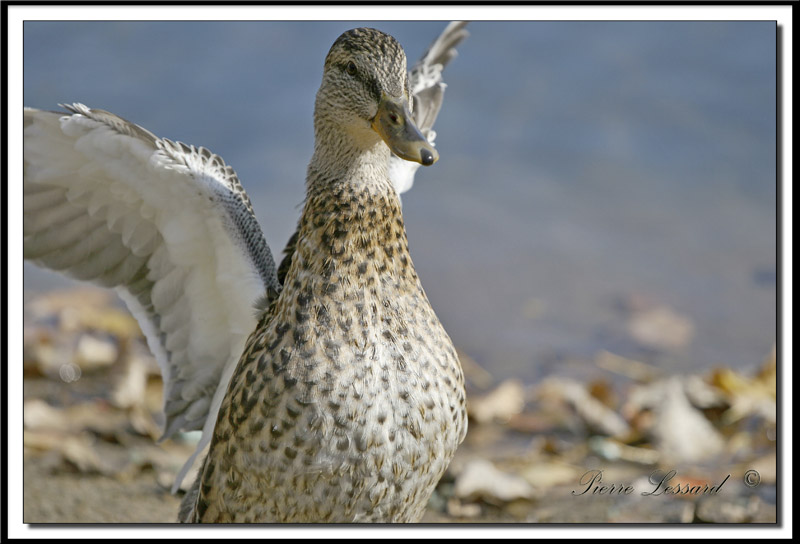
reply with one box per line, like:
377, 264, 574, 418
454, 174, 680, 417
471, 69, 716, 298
21, 20, 778, 523
23, 20, 777, 382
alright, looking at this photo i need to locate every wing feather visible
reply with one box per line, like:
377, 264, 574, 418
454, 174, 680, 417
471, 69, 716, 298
24, 103, 281, 490
390, 21, 469, 195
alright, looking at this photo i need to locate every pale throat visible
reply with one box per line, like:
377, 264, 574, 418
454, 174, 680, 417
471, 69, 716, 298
308, 121, 394, 193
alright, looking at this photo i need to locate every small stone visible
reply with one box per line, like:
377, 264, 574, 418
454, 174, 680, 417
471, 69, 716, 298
695, 496, 753, 523
588, 437, 660, 465
748, 452, 777, 485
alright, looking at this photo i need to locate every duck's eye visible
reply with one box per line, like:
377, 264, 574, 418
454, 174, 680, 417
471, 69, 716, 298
345, 61, 358, 76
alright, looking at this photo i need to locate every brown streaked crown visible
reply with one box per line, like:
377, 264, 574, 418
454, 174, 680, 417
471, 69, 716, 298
325, 27, 408, 99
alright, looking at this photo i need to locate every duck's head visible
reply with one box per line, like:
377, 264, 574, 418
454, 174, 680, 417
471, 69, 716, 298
315, 27, 438, 166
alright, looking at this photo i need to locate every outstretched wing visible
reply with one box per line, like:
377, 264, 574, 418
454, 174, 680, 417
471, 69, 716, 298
24, 103, 281, 486
390, 21, 469, 194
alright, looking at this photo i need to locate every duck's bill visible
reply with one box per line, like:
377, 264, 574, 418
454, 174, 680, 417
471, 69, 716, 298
371, 95, 439, 166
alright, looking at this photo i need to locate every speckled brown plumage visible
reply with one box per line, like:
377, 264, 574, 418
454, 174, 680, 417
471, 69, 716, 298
178, 27, 467, 523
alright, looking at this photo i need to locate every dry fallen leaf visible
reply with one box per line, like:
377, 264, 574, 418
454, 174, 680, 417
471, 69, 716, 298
467, 379, 526, 424
520, 461, 581, 490
627, 305, 694, 351
651, 377, 725, 463
537, 377, 631, 438
454, 459, 537, 504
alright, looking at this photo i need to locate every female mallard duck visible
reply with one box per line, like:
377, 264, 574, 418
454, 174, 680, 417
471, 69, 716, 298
23, 23, 469, 523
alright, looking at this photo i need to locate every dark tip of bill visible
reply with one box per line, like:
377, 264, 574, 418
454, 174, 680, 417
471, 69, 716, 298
420, 148, 435, 166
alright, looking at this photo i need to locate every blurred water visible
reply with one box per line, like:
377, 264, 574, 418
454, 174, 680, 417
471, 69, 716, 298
22, 21, 777, 381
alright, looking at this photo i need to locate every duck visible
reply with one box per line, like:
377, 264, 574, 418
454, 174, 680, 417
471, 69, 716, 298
23, 22, 469, 523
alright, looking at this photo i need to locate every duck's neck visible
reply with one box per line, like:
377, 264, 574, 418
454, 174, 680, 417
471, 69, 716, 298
292, 135, 415, 290
308, 114, 392, 186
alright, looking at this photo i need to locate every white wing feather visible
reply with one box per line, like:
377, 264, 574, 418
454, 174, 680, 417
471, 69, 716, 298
24, 104, 281, 490
390, 21, 469, 195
